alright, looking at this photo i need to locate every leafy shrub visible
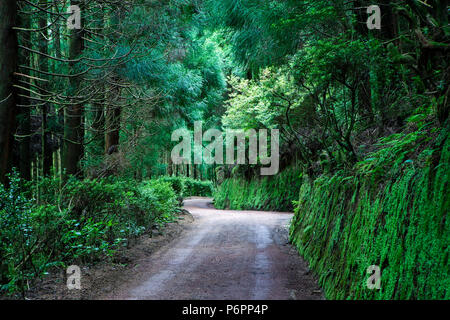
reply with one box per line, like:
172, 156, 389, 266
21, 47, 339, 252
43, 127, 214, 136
0, 175, 179, 295
182, 178, 214, 197
157, 176, 213, 198
214, 167, 302, 212
139, 180, 178, 226
157, 176, 185, 197
0, 171, 37, 293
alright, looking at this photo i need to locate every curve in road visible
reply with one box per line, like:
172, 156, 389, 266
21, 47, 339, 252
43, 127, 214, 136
107, 197, 323, 300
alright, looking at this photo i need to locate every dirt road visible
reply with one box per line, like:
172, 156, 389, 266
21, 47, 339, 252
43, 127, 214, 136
103, 197, 323, 300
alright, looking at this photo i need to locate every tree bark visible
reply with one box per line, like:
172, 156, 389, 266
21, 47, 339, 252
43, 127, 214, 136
54, 2, 63, 179
104, 11, 122, 156
38, 0, 52, 176
0, 0, 18, 185
105, 102, 121, 155
63, 0, 84, 178
167, 151, 173, 176
91, 6, 105, 155
16, 10, 31, 180
105, 80, 121, 155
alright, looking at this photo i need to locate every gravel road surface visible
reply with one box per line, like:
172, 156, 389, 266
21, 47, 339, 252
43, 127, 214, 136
104, 197, 323, 300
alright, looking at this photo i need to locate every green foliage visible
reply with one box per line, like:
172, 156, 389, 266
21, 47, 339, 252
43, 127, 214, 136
214, 167, 302, 212
139, 180, 179, 227
0, 175, 179, 294
0, 170, 37, 294
182, 178, 214, 197
216, 0, 448, 177
289, 129, 449, 299
223, 69, 295, 130
158, 176, 185, 197
3, 0, 448, 300
206, 0, 307, 73
157, 176, 214, 198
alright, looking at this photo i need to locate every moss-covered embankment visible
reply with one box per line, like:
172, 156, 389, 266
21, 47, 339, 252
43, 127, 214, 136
213, 167, 302, 212
290, 129, 449, 299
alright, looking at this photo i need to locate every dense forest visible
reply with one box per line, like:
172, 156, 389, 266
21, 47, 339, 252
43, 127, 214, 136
0, 0, 449, 299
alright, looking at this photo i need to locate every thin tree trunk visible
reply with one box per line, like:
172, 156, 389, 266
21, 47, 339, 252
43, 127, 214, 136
104, 10, 121, 155
17, 10, 31, 180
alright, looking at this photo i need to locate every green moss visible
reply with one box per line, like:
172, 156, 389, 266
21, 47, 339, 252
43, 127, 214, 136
213, 167, 302, 212
290, 129, 449, 299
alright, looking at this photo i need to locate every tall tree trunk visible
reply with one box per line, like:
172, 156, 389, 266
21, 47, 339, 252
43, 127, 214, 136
93, 96, 105, 154
91, 6, 105, 155
17, 11, 31, 180
104, 10, 122, 156
167, 151, 173, 176
0, 0, 18, 185
381, 0, 398, 41
39, 0, 52, 176
105, 84, 121, 154
63, 0, 84, 178
105, 104, 121, 154
53, 1, 63, 180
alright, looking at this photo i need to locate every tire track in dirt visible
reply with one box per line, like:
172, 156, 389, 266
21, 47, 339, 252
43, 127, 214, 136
103, 197, 324, 300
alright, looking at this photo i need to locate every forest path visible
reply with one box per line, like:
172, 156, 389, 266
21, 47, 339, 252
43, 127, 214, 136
102, 197, 323, 300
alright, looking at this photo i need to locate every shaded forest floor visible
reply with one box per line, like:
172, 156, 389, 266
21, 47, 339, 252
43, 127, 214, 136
13, 211, 194, 300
